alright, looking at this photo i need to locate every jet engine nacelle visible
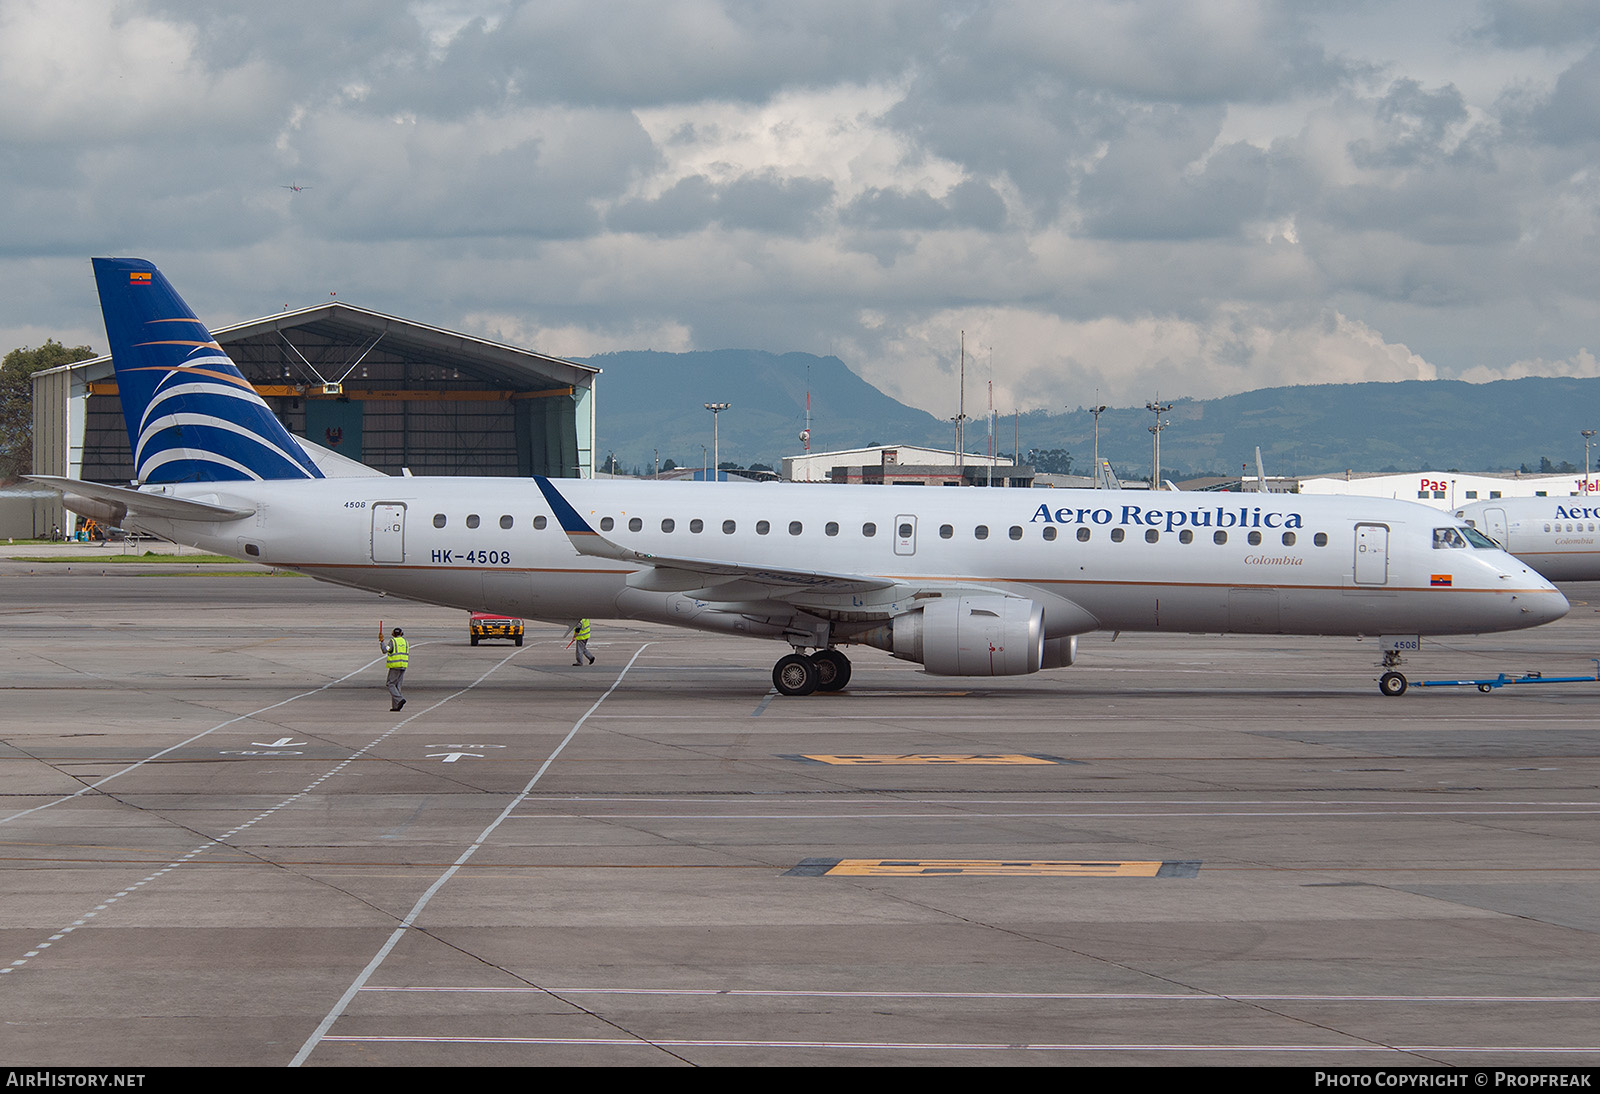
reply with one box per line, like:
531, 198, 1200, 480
884, 595, 1045, 676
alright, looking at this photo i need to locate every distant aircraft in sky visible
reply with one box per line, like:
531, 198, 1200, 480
1455, 496, 1600, 581
281, 183, 310, 192
27, 258, 1572, 699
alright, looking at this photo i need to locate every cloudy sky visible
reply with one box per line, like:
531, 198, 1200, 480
5, 0, 1600, 417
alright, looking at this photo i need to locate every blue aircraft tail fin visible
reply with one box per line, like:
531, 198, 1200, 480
91, 257, 323, 483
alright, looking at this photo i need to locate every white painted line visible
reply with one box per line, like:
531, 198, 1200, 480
0, 654, 385, 825
290, 643, 653, 1068
1, 643, 528, 979
361, 986, 1600, 1003
316, 1034, 1600, 1054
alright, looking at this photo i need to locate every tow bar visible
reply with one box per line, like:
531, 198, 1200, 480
1390, 659, 1600, 695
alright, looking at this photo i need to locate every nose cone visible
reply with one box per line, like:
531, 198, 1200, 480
1521, 585, 1570, 627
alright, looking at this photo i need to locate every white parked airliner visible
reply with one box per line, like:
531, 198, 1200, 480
31, 258, 1570, 698
1455, 496, 1600, 581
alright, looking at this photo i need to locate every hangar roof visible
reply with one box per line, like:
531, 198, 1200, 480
36, 301, 600, 391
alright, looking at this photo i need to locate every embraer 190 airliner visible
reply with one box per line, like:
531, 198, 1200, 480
30, 258, 1570, 697
1455, 496, 1600, 582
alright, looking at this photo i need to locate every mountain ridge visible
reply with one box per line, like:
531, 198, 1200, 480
577, 350, 1599, 479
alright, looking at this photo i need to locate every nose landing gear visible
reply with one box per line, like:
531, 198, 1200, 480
1378, 649, 1408, 696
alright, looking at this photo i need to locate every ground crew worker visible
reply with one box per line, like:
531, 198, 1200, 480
382, 627, 408, 710
572, 618, 595, 666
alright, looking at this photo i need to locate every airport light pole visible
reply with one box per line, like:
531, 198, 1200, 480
1146, 399, 1172, 490
704, 403, 731, 482
1584, 430, 1596, 491
1088, 403, 1108, 488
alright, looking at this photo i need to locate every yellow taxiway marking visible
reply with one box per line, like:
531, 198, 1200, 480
816, 859, 1177, 877
800, 753, 1062, 766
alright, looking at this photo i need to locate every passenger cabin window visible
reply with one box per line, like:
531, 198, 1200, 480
790, 521, 803, 536
1313, 532, 1327, 546
1144, 529, 1159, 543
1042, 526, 1057, 541
1281, 531, 1295, 546
1009, 526, 1023, 540
499, 515, 513, 529
1077, 527, 1090, 542
1110, 528, 1125, 543
1247, 531, 1261, 545
722, 520, 737, 534
939, 524, 953, 539
628, 517, 642, 532
466, 514, 481, 529
533, 515, 547, 530
825, 522, 839, 536
974, 525, 989, 540
433, 514, 446, 528
1179, 529, 1193, 544
599, 517, 613, 531
756, 520, 770, 535
862, 522, 876, 537
898, 522, 913, 539
661, 518, 675, 533
1214, 530, 1227, 545
690, 519, 704, 533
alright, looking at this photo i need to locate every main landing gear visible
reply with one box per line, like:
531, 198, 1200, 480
1378, 649, 1408, 697
772, 648, 853, 696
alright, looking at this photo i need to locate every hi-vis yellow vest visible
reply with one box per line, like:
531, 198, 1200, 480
575, 620, 591, 641
386, 636, 409, 669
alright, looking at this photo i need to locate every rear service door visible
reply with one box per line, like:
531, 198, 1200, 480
372, 503, 406, 563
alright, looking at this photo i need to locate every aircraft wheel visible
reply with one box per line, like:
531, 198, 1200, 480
1379, 671, 1408, 697
773, 653, 819, 696
811, 649, 852, 692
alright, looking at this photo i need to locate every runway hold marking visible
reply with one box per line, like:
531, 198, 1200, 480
787, 858, 1201, 878
786, 753, 1078, 766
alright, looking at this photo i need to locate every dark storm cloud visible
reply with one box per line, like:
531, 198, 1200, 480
374, 0, 934, 115
608, 170, 834, 237
1348, 79, 1470, 168
881, 3, 1353, 222
1520, 46, 1600, 145
1472, 0, 1600, 49
841, 179, 1006, 232
1076, 105, 1276, 240
288, 107, 658, 243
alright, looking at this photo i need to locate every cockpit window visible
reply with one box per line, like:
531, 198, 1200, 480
1432, 527, 1468, 549
1459, 525, 1499, 549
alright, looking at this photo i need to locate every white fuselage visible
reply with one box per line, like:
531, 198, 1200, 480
1456, 497, 1600, 581
124, 478, 1567, 645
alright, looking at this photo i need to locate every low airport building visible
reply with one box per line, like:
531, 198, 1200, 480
1287, 470, 1597, 510
783, 444, 1033, 487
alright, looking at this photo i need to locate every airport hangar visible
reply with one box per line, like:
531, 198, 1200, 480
25, 302, 599, 536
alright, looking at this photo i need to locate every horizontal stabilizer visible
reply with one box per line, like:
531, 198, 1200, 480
26, 476, 256, 523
